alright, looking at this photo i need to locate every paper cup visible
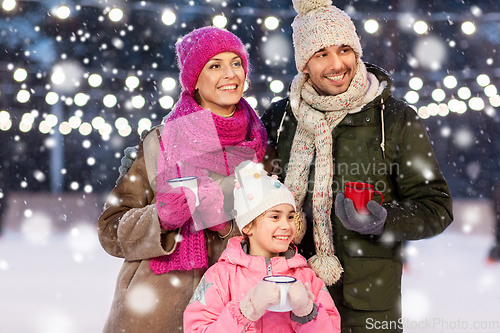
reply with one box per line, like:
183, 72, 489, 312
263, 275, 296, 312
167, 176, 199, 206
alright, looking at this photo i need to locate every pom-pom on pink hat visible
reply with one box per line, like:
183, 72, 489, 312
175, 26, 250, 96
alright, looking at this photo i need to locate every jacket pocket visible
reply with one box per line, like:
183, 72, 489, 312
342, 238, 398, 311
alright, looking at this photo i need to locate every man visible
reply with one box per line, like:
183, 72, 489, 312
117, 1, 453, 331
260, 1, 453, 332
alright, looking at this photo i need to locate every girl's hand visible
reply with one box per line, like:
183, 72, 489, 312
239, 281, 280, 321
288, 281, 314, 317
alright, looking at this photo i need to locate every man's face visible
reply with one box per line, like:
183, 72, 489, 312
303, 44, 357, 96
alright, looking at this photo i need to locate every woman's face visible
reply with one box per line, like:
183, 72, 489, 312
195, 52, 245, 116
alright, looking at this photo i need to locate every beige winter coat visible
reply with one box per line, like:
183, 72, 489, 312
97, 126, 239, 333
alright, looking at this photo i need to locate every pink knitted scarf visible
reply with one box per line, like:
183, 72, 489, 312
150, 91, 267, 274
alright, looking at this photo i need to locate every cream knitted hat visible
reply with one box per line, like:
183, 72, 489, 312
291, 0, 363, 72
233, 161, 296, 231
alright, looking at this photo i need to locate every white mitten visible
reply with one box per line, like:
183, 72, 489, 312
239, 281, 280, 321
288, 281, 314, 317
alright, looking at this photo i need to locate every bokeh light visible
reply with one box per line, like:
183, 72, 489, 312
457, 87, 472, 100
469, 97, 485, 111
59, 122, 72, 135
162, 77, 176, 91
270, 80, 284, 94
91, 116, 105, 130
461, 21, 476, 35
79, 122, 92, 136
56, 5, 71, 19
74, 93, 89, 106
88, 74, 102, 87
413, 21, 428, 34
413, 36, 446, 70
364, 19, 379, 34
131, 95, 146, 109
109, 8, 124, 22
484, 85, 497, 97
125, 76, 140, 90
264, 16, 279, 30
409, 77, 423, 90
405, 91, 419, 104
159, 96, 174, 109
161, 10, 176, 25
103, 94, 118, 108
431, 89, 446, 103
443, 76, 458, 89
68, 116, 82, 129
246, 96, 258, 109
45, 92, 59, 105
17, 90, 30, 103
476, 74, 490, 87
13, 68, 28, 82
213, 15, 227, 28
2, 0, 16, 11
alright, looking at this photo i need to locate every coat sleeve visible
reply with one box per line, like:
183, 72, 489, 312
383, 104, 453, 241
183, 266, 255, 333
97, 132, 176, 261
291, 271, 341, 332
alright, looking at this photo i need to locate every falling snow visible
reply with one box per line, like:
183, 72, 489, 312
1, 0, 500, 332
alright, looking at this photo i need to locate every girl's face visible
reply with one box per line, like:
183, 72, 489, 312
242, 204, 296, 258
195, 52, 245, 116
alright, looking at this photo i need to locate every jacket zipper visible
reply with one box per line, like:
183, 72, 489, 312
267, 262, 272, 276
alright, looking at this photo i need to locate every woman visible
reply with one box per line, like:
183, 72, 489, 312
98, 26, 267, 333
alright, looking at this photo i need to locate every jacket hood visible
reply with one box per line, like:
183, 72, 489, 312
219, 236, 307, 274
362, 63, 394, 109
362, 63, 395, 159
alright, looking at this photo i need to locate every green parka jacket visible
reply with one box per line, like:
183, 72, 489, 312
261, 63, 453, 332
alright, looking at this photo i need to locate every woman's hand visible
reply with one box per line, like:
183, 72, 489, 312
156, 184, 196, 230
197, 177, 227, 231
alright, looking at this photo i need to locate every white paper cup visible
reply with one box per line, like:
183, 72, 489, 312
263, 275, 296, 312
167, 176, 199, 206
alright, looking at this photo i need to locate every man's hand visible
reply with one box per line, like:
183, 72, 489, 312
334, 192, 387, 235
116, 129, 148, 184
116, 146, 138, 184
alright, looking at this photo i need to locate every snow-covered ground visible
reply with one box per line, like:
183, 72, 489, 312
0, 228, 499, 332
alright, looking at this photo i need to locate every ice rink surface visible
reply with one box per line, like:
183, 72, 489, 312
1, 228, 499, 333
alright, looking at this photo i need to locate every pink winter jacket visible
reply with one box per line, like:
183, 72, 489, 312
183, 236, 341, 333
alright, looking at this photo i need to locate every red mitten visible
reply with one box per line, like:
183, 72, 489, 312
288, 281, 315, 317
156, 184, 196, 230
196, 176, 228, 231
239, 281, 280, 321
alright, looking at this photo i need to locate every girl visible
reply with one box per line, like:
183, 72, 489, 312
184, 164, 341, 332
98, 27, 267, 333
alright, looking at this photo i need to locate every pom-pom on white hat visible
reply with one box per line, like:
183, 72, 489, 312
233, 161, 296, 232
291, 0, 363, 72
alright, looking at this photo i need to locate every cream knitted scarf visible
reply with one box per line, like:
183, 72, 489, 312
285, 60, 373, 286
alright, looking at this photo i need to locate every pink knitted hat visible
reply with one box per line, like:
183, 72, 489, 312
175, 26, 250, 96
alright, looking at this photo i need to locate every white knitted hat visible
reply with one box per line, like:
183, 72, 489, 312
233, 162, 296, 231
291, 0, 363, 72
